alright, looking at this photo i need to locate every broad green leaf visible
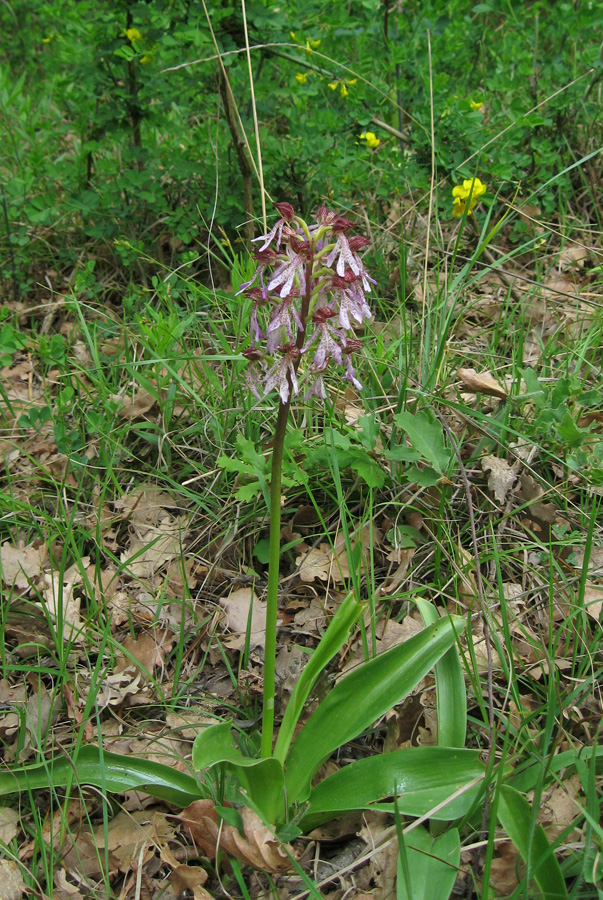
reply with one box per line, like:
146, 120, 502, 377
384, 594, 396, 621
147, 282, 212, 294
192, 720, 284, 823
414, 598, 466, 748
393, 411, 451, 474
497, 785, 568, 900
285, 616, 464, 803
303, 749, 485, 831
300, 748, 485, 830
274, 591, 366, 764
0, 747, 204, 806
396, 825, 460, 900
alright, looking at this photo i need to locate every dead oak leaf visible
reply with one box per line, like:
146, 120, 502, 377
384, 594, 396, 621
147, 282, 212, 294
481, 455, 518, 504
219, 586, 267, 650
181, 800, 293, 873
458, 367, 508, 400
295, 534, 349, 583
0, 541, 46, 590
115, 628, 175, 680
0, 860, 25, 900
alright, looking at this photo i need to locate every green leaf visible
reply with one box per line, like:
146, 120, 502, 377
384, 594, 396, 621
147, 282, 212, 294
509, 745, 603, 794
274, 591, 366, 764
300, 748, 485, 831
393, 411, 451, 474
497, 785, 568, 900
396, 825, 460, 900
414, 598, 466, 748
285, 616, 464, 803
349, 450, 386, 488
192, 720, 284, 823
0, 747, 204, 807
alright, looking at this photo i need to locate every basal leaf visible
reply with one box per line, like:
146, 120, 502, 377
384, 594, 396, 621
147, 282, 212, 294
397, 825, 460, 900
0, 747, 204, 806
192, 720, 284, 823
497, 785, 568, 900
300, 748, 485, 831
285, 616, 464, 804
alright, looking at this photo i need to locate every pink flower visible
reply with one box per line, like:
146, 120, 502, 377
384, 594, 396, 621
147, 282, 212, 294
304, 307, 345, 367
330, 273, 373, 330
253, 202, 296, 252
236, 247, 278, 295
263, 343, 300, 404
267, 244, 309, 298
266, 296, 304, 354
325, 231, 360, 278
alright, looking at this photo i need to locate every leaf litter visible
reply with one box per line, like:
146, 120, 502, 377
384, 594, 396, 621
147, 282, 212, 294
0, 214, 602, 900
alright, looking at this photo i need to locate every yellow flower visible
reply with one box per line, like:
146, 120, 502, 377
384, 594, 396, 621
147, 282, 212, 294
140, 53, 153, 65
346, 78, 357, 85
359, 132, 380, 149
340, 83, 349, 98
295, 72, 309, 85
290, 31, 298, 41
124, 27, 142, 43
328, 81, 338, 91
452, 178, 487, 217
308, 38, 321, 49
41, 34, 55, 43
470, 98, 484, 112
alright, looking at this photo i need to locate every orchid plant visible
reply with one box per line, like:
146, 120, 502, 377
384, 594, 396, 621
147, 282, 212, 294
188, 204, 480, 832
238, 202, 375, 757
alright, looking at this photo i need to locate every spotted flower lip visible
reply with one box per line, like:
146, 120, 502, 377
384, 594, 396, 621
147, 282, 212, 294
241, 203, 373, 403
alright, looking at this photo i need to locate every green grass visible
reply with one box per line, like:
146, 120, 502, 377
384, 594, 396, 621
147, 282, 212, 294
1, 1, 603, 897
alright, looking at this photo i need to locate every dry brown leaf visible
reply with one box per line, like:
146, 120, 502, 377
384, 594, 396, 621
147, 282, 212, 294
115, 628, 175, 679
482, 455, 518, 504
557, 245, 590, 272
41, 562, 87, 642
115, 387, 157, 420
458, 367, 508, 399
219, 587, 267, 650
582, 584, 603, 620
20, 682, 54, 761
489, 839, 521, 894
0, 860, 25, 900
537, 774, 582, 841
0, 541, 46, 590
181, 800, 293, 873
0, 808, 19, 844
378, 548, 415, 595
569, 546, 603, 573
295, 534, 349, 583
355, 813, 397, 900
120, 513, 189, 578
53, 869, 85, 899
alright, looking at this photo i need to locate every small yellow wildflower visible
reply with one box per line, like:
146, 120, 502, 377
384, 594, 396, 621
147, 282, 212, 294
470, 98, 484, 112
340, 83, 349, 98
328, 81, 338, 91
124, 27, 142, 43
346, 78, 357, 85
305, 38, 320, 54
359, 132, 380, 149
41, 34, 55, 43
295, 72, 309, 85
452, 177, 487, 217
290, 31, 298, 41
140, 53, 153, 65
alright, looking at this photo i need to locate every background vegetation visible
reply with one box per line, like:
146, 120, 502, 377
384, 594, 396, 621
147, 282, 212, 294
1, 1, 603, 898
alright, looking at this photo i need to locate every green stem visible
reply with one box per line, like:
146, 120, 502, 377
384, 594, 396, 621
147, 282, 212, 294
260, 245, 314, 759
260, 396, 292, 758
